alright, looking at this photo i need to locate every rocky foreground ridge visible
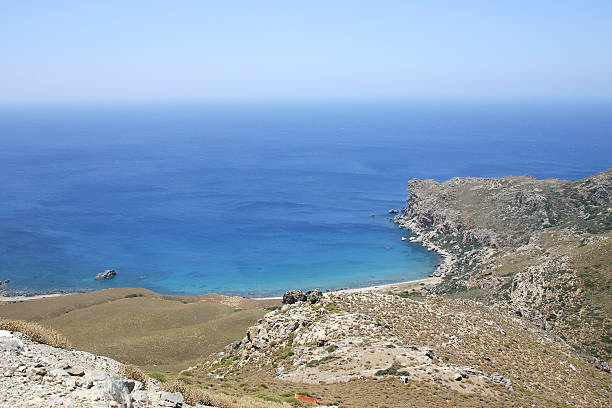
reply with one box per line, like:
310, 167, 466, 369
393, 169, 612, 365
0, 329, 204, 408
195, 291, 610, 407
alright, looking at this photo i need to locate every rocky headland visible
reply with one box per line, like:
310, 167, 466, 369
393, 168, 611, 367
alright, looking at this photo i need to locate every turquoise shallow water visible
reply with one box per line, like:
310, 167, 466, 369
0, 101, 610, 296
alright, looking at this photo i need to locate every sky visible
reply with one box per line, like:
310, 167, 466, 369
1, 1, 611, 103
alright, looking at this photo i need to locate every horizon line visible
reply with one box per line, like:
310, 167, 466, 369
1, 95, 612, 108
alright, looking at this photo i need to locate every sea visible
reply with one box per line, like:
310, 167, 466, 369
0, 100, 610, 296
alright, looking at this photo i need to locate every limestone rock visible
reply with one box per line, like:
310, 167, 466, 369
0, 330, 24, 352
96, 374, 132, 408
282, 290, 307, 304
0, 331, 196, 408
306, 288, 323, 304
68, 368, 85, 376
282, 288, 323, 305
160, 391, 184, 407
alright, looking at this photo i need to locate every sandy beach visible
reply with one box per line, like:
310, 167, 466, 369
0, 292, 78, 303
1, 276, 441, 304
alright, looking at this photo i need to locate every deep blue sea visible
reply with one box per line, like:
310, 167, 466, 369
0, 101, 610, 296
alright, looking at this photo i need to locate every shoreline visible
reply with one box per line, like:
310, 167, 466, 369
0, 275, 442, 303
250, 276, 441, 300
392, 212, 455, 279
0, 292, 87, 303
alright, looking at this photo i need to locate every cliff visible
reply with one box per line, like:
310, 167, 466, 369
394, 168, 612, 365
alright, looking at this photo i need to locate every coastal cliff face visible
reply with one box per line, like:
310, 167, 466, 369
393, 169, 612, 365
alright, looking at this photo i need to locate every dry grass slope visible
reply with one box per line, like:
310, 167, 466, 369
0, 318, 70, 349
119, 364, 148, 387
0, 288, 280, 371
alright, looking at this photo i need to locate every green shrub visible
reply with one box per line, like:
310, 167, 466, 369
274, 347, 294, 361
323, 302, 340, 313
375, 363, 410, 376
305, 355, 336, 367
147, 372, 167, 383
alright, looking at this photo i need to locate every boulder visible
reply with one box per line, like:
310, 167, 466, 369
95, 269, 117, 280
29, 367, 46, 376
282, 290, 307, 304
130, 390, 150, 405
48, 368, 70, 377
95, 373, 132, 408
593, 358, 611, 373
247, 327, 269, 348
424, 349, 438, 360
247, 327, 258, 343
91, 370, 110, 382
0, 331, 24, 352
160, 391, 184, 407
388, 209, 399, 214
123, 379, 142, 393
67, 368, 85, 376
305, 288, 322, 304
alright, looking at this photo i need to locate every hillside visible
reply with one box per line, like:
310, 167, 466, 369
189, 291, 610, 407
0, 288, 279, 372
393, 168, 612, 365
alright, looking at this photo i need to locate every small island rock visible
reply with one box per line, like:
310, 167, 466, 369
95, 269, 116, 280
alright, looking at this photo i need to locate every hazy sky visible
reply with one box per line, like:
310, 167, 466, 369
2, 1, 611, 102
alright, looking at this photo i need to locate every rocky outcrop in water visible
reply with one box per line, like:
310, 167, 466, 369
95, 270, 117, 280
